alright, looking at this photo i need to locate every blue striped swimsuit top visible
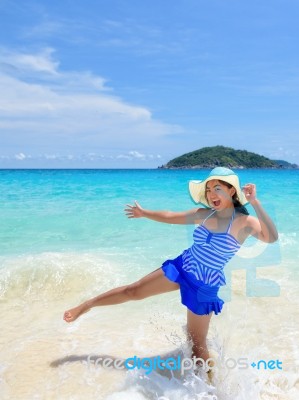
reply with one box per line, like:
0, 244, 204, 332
181, 209, 241, 287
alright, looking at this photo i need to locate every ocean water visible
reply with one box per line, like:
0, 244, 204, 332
0, 169, 298, 400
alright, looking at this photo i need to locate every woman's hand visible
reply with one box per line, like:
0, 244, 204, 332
242, 183, 257, 204
124, 200, 144, 218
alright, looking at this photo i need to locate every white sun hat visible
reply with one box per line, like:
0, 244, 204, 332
189, 167, 248, 208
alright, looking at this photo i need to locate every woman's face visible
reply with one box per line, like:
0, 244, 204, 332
205, 179, 236, 210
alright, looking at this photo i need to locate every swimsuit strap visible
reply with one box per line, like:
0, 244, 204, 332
201, 209, 235, 233
201, 210, 217, 226
226, 209, 236, 234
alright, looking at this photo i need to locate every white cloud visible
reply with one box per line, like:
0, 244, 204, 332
128, 151, 146, 159
1, 151, 163, 164
23, 21, 66, 39
116, 154, 131, 160
15, 152, 27, 160
0, 47, 182, 161
115, 151, 162, 161
1, 47, 59, 75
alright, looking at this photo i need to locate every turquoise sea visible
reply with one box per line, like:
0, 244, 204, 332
0, 169, 298, 400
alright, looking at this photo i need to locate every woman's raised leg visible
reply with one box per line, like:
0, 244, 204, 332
63, 267, 179, 323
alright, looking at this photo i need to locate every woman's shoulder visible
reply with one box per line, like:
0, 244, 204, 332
192, 207, 214, 224
196, 207, 215, 217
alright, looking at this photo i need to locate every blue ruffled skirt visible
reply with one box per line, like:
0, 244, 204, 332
161, 254, 224, 316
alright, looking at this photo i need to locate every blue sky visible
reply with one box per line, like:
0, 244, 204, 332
0, 0, 298, 168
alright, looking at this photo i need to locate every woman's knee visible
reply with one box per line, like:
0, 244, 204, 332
124, 282, 144, 300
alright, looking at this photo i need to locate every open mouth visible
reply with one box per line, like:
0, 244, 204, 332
212, 200, 221, 207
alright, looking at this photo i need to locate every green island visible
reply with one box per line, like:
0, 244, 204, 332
158, 146, 298, 169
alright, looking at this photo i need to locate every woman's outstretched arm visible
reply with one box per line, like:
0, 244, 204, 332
242, 183, 278, 243
124, 200, 204, 225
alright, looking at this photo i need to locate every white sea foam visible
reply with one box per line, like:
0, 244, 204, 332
0, 251, 298, 399
0, 251, 125, 302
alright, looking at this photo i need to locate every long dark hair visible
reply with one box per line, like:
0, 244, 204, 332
206, 179, 249, 215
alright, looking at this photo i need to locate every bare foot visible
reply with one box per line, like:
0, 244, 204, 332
206, 368, 214, 384
63, 303, 90, 323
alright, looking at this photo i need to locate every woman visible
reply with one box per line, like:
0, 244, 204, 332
63, 167, 278, 374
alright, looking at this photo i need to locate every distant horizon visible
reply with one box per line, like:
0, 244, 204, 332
0, 147, 297, 170
1, 165, 298, 171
